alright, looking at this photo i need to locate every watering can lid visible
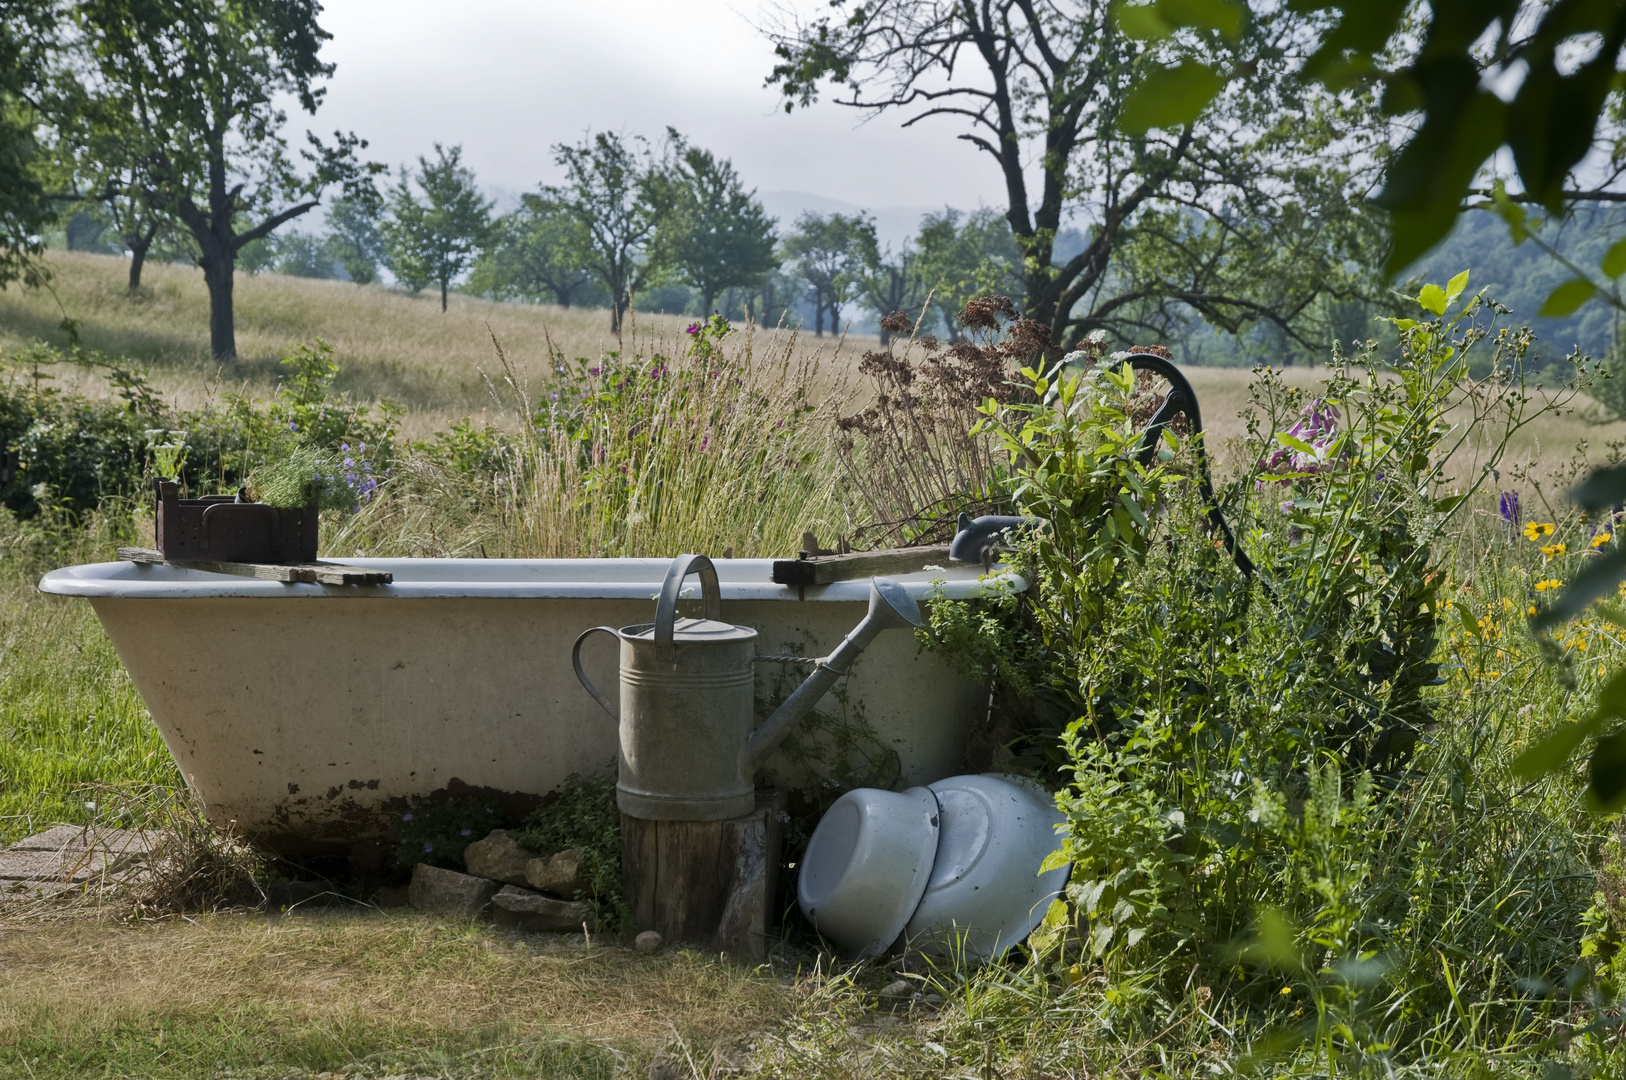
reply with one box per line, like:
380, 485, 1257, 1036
623, 616, 757, 643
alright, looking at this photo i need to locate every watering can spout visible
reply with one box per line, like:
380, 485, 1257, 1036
745, 577, 923, 769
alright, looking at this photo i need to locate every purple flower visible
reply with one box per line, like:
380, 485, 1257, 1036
1499, 491, 1521, 527
423, 842, 434, 853
686, 322, 702, 335
459, 828, 472, 837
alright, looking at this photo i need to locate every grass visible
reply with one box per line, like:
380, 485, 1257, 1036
0, 512, 178, 846
0, 911, 796, 1078
0, 251, 890, 442
3, 256, 1626, 1077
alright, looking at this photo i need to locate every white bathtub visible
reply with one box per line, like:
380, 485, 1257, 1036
39, 558, 1022, 853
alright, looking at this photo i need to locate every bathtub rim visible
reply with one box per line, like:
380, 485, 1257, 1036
39, 557, 1027, 602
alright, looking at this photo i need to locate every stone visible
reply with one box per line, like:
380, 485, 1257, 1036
490, 884, 589, 933
634, 930, 664, 955
462, 829, 536, 886
408, 863, 500, 917
9, 826, 161, 856
879, 979, 915, 999
524, 847, 588, 898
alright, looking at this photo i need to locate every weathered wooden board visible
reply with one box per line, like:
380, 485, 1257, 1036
117, 547, 392, 586
770, 546, 952, 587
622, 790, 786, 960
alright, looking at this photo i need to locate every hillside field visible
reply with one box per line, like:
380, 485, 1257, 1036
0, 249, 1618, 481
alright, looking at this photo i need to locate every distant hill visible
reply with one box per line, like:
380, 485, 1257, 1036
1410, 202, 1624, 362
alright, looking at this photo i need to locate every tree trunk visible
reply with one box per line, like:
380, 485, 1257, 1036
814, 294, 825, 337
127, 244, 148, 292
701, 287, 717, 315
199, 246, 236, 360
125, 220, 157, 292
440, 278, 448, 312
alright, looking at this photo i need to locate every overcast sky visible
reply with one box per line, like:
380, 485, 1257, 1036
308, 0, 1007, 218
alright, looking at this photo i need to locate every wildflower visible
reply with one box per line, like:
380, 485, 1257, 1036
1540, 542, 1567, 558
1594, 532, 1613, 548
423, 842, 434, 853
1498, 491, 1521, 527
460, 828, 472, 837
1525, 522, 1555, 540
402, 813, 413, 822
1528, 605, 1538, 615
686, 322, 701, 336
1534, 578, 1562, 592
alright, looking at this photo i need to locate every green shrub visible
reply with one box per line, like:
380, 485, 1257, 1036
924, 277, 1605, 1069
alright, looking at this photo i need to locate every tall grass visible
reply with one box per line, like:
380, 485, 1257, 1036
336, 318, 858, 560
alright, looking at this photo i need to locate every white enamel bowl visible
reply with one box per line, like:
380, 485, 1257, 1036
901, 773, 1070, 963
797, 786, 940, 959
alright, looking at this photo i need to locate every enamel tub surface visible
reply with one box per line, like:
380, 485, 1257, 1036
39, 558, 1022, 853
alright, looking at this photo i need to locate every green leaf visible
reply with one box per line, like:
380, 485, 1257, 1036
1453, 600, 1480, 639
1589, 731, 1626, 813
1157, 0, 1245, 38
1539, 278, 1596, 317
1444, 269, 1470, 303
1275, 432, 1316, 455
1512, 711, 1604, 779
1113, 1, 1172, 39
1604, 237, 1626, 279
1572, 464, 1626, 512
1417, 283, 1447, 316
1120, 63, 1226, 134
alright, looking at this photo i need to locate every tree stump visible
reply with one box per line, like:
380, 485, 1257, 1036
622, 789, 786, 960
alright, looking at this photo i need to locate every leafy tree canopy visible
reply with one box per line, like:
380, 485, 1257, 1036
61, 0, 377, 357
766, 0, 1390, 351
383, 143, 494, 311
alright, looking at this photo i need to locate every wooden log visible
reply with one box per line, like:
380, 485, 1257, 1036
116, 547, 393, 586
770, 545, 953, 586
622, 790, 786, 960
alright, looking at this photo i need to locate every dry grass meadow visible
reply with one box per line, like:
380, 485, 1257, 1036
3, 250, 1617, 479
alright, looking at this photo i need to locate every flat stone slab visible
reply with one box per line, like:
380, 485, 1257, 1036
8, 826, 161, 857
0, 827, 159, 886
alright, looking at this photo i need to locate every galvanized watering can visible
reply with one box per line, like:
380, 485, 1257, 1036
572, 554, 924, 821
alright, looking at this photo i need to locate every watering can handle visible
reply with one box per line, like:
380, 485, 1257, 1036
653, 554, 722, 661
572, 626, 620, 721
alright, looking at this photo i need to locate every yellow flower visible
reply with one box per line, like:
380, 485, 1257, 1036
1526, 522, 1556, 540
1541, 542, 1568, 558
1595, 532, 1613, 548
1529, 605, 1538, 615
1534, 578, 1563, 592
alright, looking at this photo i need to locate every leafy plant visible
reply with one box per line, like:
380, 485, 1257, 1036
516, 772, 628, 933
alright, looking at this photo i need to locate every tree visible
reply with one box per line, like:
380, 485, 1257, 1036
323, 191, 385, 285
65, 0, 375, 358
476, 198, 593, 306
275, 231, 339, 279
914, 208, 1024, 339
654, 130, 778, 314
857, 239, 927, 346
0, 1, 59, 290
766, 1, 1387, 350
542, 131, 666, 333
383, 144, 494, 311
781, 211, 875, 336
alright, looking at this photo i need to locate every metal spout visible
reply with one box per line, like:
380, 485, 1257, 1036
745, 577, 923, 769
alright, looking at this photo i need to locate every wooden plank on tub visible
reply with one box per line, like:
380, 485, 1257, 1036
769, 545, 952, 586
116, 547, 393, 586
